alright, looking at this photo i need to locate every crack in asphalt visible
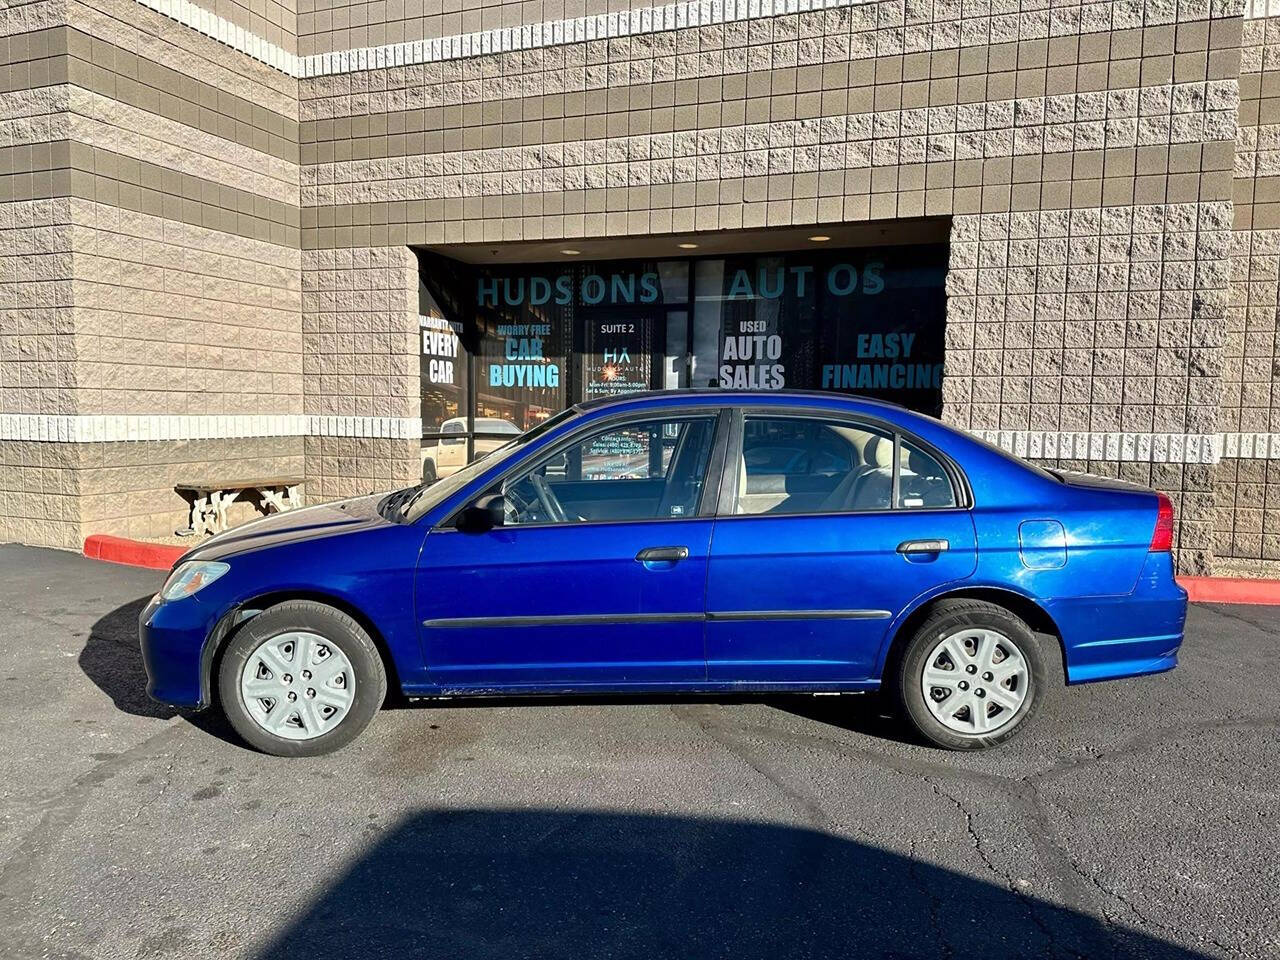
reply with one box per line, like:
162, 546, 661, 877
925, 777, 1091, 960
1045, 834, 1237, 960
128, 750, 178, 824
907, 836, 951, 960
678, 702, 1103, 957
710, 710, 1279, 960
674, 704, 1027, 959
1023, 715, 1279, 790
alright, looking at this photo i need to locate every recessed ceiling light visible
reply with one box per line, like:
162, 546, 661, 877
678, 242, 699, 249
808, 235, 831, 242
560, 248, 581, 255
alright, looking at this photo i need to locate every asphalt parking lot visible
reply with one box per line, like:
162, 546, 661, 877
0, 543, 1276, 960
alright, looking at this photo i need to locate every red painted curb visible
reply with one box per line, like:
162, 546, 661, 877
1178, 576, 1280, 606
83, 535, 185, 571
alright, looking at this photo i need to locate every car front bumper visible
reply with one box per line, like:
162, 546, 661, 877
1047, 551, 1188, 684
139, 592, 223, 709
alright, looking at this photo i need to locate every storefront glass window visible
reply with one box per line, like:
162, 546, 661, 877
417, 243, 946, 474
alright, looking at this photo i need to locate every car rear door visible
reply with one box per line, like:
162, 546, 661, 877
416, 410, 727, 689
705, 410, 977, 683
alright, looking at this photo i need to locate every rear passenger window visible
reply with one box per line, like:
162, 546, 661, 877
897, 439, 956, 509
735, 417, 894, 515
733, 417, 959, 516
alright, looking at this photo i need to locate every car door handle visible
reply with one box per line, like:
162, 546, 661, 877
897, 539, 949, 554
635, 546, 689, 563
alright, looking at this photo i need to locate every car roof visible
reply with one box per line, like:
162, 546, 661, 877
574, 389, 908, 416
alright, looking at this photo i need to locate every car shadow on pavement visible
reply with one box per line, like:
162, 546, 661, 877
80, 596, 176, 721
80, 596, 243, 746
255, 809, 1211, 960
404, 690, 920, 745
768, 692, 920, 745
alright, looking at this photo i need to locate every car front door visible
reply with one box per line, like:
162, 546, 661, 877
417, 410, 725, 689
705, 412, 978, 683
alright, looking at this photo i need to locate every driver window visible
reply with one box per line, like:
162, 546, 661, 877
501, 416, 717, 525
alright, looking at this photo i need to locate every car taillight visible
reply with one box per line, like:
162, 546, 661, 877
1150, 493, 1174, 552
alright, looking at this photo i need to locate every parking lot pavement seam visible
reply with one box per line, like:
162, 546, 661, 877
1196, 602, 1280, 638
668, 704, 837, 835
1022, 714, 1280, 791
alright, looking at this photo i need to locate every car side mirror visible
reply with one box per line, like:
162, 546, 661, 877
457, 493, 505, 533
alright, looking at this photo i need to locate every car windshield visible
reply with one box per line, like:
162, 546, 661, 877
381, 408, 580, 523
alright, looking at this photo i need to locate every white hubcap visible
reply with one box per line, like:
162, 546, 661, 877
240, 631, 356, 741
920, 628, 1029, 735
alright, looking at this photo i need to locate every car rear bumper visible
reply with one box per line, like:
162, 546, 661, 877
139, 593, 219, 709
1047, 552, 1188, 684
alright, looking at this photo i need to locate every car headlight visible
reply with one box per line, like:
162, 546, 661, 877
160, 560, 230, 601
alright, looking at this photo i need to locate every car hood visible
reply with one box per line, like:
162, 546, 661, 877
181, 493, 394, 563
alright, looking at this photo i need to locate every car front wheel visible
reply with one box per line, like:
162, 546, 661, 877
217, 600, 387, 757
895, 599, 1047, 750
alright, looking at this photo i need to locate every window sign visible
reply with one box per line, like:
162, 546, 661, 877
418, 280, 468, 437
817, 255, 946, 412
472, 269, 570, 431
487, 319, 560, 390
417, 242, 947, 440
584, 320, 652, 399
474, 264, 674, 415
718, 256, 791, 389
421, 315, 461, 387
582, 425, 652, 479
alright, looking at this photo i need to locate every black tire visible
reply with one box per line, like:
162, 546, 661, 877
894, 599, 1047, 750
217, 600, 387, 757
422, 459, 438, 484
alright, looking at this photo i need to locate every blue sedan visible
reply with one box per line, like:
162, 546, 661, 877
141, 391, 1187, 756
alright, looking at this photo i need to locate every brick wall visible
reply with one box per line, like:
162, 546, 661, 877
3, 0, 1280, 576
0, 2, 306, 546
1220, 11, 1280, 572
203, 0, 297, 54
301, 244, 419, 501
945, 202, 1232, 574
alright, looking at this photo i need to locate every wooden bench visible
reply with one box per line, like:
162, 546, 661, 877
176, 477, 304, 536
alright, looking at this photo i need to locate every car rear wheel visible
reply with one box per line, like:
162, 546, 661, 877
895, 599, 1046, 750
217, 600, 387, 757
